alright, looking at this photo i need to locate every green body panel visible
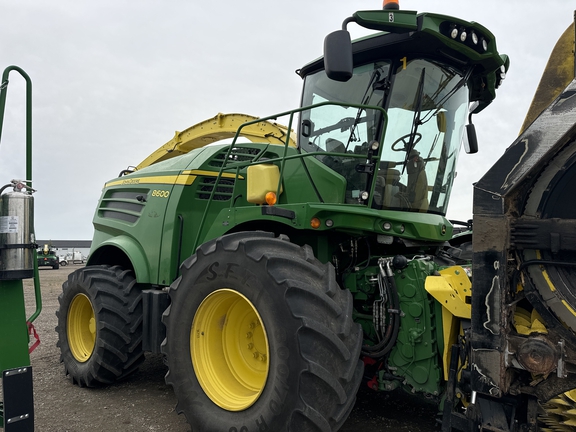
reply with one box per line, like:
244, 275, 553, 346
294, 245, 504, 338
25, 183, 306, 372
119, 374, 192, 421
89, 146, 215, 282
300, 156, 346, 203
0, 280, 31, 429
0, 280, 30, 371
346, 259, 443, 397
351, 9, 506, 111
387, 259, 442, 396
90, 232, 152, 282
90, 139, 454, 285
353, 9, 418, 32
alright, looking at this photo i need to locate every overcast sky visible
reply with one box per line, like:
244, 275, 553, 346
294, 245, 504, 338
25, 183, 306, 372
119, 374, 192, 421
0, 0, 574, 240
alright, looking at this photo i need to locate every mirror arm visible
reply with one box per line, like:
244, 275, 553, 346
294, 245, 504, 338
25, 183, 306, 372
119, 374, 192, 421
342, 16, 356, 30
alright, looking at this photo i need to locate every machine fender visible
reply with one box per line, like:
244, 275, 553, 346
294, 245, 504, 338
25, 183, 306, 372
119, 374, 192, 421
88, 235, 151, 284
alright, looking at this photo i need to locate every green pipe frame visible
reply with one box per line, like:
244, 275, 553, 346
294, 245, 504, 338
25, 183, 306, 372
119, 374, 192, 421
0, 65, 42, 324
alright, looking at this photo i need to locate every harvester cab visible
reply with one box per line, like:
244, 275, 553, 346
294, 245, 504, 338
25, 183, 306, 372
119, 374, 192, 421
299, 7, 507, 216
55, 2, 576, 432
0, 66, 42, 431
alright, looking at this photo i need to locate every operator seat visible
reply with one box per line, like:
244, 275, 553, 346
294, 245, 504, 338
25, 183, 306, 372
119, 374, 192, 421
406, 149, 429, 212
374, 161, 401, 208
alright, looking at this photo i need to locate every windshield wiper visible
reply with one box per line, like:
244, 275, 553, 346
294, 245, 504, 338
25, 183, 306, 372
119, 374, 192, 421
419, 66, 474, 125
401, 67, 426, 173
345, 68, 387, 151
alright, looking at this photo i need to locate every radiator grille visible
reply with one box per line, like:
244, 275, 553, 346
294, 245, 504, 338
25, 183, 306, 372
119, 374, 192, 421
196, 177, 235, 201
99, 189, 148, 223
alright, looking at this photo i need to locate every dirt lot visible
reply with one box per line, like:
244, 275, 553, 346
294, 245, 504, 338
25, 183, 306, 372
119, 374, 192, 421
14, 266, 436, 432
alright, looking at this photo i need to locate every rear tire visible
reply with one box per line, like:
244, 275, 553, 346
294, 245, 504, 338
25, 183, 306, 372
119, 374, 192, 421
56, 265, 145, 387
162, 232, 363, 432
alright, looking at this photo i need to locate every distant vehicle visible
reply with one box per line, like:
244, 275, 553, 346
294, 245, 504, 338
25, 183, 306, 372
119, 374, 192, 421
37, 244, 59, 269
59, 251, 85, 266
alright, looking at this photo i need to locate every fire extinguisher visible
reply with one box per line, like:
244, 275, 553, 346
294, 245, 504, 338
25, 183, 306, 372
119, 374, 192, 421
0, 180, 36, 280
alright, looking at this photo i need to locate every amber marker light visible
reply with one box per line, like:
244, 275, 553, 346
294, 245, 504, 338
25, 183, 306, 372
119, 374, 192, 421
310, 218, 321, 229
265, 192, 277, 205
383, 0, 399, 10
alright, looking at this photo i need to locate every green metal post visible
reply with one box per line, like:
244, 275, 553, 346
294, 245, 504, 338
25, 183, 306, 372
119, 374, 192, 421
0, 280, 30, 371
0, 65, 37, 430
0, 65, 33, 184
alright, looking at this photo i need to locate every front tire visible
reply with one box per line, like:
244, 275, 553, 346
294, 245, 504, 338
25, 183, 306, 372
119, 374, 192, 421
162, 232, 363, 432
56, 265, 145, 387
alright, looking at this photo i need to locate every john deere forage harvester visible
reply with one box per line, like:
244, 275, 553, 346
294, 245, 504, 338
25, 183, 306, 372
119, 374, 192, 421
56, 3, 576, 431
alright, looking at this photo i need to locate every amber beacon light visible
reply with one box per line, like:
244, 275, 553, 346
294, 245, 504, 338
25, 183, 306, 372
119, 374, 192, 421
383, 0, 400, 10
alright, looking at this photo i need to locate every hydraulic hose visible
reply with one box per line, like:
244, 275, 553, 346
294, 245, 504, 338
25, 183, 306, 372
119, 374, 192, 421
362, 259, 401, 358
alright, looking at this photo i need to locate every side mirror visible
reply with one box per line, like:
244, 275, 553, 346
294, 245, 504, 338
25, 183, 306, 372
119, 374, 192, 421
324, 30, 353, 82
464, 124, 478, 154
464, 102, 480, 154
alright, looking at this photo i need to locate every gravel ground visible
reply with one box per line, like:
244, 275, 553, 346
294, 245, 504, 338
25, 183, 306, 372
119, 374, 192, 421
11, 266, 437, 431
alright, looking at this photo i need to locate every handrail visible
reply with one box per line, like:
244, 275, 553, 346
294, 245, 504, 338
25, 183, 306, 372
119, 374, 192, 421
0, 65, 42, 324
0, 65, 33, 184
192, 101, 387, 250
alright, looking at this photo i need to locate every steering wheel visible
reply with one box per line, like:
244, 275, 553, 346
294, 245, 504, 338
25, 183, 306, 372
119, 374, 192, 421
391, 132, 422, 151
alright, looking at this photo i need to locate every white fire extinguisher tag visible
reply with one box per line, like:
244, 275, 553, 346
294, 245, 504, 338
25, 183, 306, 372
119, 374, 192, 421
0, 215, 19, 233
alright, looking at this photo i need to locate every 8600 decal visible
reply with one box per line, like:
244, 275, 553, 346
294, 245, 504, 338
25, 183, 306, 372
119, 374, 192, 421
151, 189, 170, 198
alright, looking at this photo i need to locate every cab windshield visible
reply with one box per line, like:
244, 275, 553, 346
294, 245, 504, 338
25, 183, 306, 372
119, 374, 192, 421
299, 58, 469, 215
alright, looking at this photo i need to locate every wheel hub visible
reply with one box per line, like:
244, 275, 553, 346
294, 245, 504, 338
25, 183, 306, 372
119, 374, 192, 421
67, 293, 96, 362
191, 289, 269, 411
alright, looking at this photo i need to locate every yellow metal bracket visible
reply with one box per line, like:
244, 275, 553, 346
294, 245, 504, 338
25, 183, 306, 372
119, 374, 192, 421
425, 266, 472, 380
425, 266, 472, 319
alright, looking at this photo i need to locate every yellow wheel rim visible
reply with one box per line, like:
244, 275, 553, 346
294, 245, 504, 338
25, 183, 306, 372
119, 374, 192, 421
191, 289, 269, 411
67, 293, 96, 362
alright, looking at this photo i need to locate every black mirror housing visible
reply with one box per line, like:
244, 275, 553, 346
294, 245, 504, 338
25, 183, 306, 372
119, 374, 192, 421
323, 30, 353, 82
464, 123, 479, 154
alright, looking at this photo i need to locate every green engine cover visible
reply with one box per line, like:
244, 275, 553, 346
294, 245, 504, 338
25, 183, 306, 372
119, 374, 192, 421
387, 259, 442, 396
346, 258, 444, 398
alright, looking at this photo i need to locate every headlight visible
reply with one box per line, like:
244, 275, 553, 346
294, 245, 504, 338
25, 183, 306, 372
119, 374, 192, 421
471, 31, 478, 45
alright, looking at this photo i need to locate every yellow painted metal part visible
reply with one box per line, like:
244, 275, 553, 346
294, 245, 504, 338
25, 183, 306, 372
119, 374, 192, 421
532, 250, 576, 321
136, 113, 296, 170
540, 390, 576, 429
425, 266, 472, 380
191, 289, 269, 411
513, 307, 547, 335
67, 293, 96, 362
246, 164, 283, 204
519, 22, 575, 134
439, 306, 460, 381
425, 266, 471, 319
104, 169, 243, 188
